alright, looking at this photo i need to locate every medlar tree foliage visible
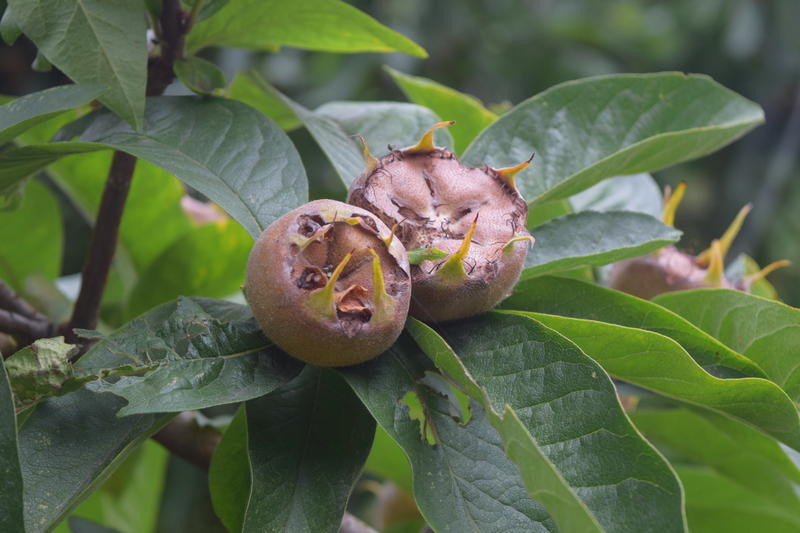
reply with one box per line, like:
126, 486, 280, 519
1, 1, 799, 533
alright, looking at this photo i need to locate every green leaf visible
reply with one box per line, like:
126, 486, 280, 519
242, 366, 375, 533
229, 73, 361, 191
0, 84, 105, 145
1, 97, 309, 239
514, 311, 800, 450
86, 297, 303, 416
0, 357, 24, 533
0, 180, 62, 292
0, 6, 22, 45
337, 335, 558, 533
463, 73, 764, 206
174, 57, 227, 95
384, 66, 497, 155
209, 408, 249, 533
654, 289, 800, 401
125, 219, 252, 319
227, 71, 301, 131
632, 408, 800, 512
408, 314, 686, 533
186, 0, 427, 57
7, 0, 147, 128
523, 211, 680, 278
16, 298, 257, 531
675, 465, 800, 533
4, 337, 84, 410
500, 276, 764, 378
569, 173, 663, 218
61, 440, 168, 533
19, 390, 168, 532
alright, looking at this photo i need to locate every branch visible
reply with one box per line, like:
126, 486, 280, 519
0, 309, 57, 350
0, 280, 50, 322
153, 412, 378, 533
65, 151, 137, 344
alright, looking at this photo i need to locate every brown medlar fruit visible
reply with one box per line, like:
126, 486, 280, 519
347, 122, 534, 322
245, 199, 411, 367
608, 182, 788, 299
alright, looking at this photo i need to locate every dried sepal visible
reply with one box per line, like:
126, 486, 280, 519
490, 153, 535, 191
306, 251, 352, 320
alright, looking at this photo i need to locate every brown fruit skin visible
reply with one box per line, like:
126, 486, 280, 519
607, 246, 733, 300
245, 199, 411, 367
348, 146, 531, 323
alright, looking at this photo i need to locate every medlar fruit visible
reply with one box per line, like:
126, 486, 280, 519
347, 122, 534, 322
245, 199, 411, 366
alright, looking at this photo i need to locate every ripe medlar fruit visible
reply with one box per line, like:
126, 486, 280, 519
245, 199, 411, 367
347, 122, 534, 322
607, 182, 788, 299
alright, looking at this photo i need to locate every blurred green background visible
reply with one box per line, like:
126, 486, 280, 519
1, 0, 798, 301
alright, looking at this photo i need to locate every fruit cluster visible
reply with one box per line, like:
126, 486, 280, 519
245, 122, 535, 366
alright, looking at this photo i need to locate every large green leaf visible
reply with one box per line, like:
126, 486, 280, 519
516, 311, 800, 450
87, 298, 302, 416
186, 0, 426, 57
126, 219, 252, 319
654, 289, 800, 401
337, 335, 558, 533
462, 73, 764, 206
409, 314, 686, 533
242, 366, 375, 533
0, 84, 105, 145
523, 211, 680, 278
675, 465, 800, 533
208, 408, 249, 533
19, 389, 166, 533
632, 408, 800, 512
0, 180, 62, 292
16, 297, 267, 532
384, 66, 497, 154
0, 97, 308, 238
0, 356, 25, 533
7, 0, 147, 128
500, 276, 764, 378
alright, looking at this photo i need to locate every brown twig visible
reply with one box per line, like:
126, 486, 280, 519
0, 309, 57, 350
152, 411, 221, 470
0, 280, 50, 323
